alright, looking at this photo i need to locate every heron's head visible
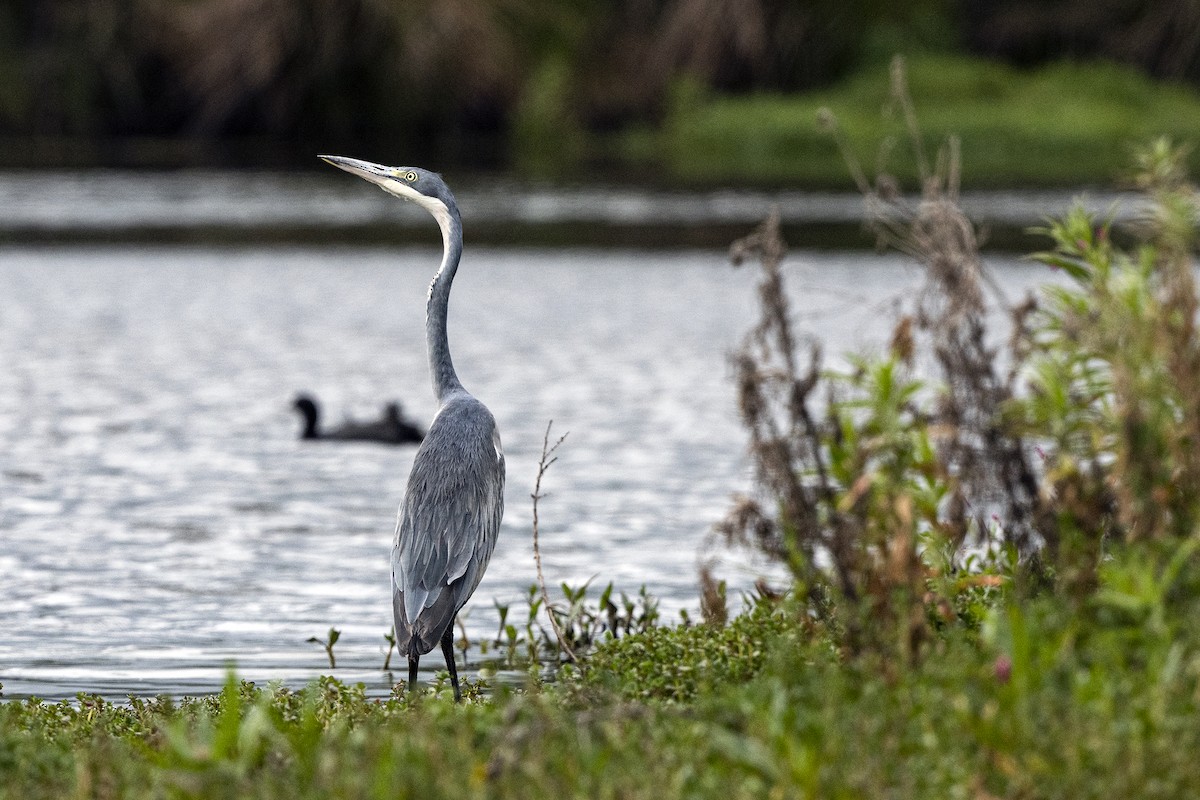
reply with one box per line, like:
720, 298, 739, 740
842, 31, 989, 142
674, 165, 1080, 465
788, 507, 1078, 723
320, 155, 457, 228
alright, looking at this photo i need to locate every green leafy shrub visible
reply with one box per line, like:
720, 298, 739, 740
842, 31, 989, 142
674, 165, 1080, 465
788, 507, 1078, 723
1010, 140, 1200, 594
573, 594, 800, 703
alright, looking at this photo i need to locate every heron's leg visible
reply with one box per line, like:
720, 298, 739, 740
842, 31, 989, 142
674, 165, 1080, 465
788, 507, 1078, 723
407, 652, 419, 694
440, 621, 461, 702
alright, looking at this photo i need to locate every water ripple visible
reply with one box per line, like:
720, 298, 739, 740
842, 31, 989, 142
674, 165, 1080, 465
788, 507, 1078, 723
0, 244, 1054, 699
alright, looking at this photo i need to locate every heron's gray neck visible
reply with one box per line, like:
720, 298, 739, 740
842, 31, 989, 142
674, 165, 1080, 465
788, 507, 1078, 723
427, 205, 465, 403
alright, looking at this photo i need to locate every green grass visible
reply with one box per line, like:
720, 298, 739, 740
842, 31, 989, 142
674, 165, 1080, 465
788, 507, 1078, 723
634, 54, 1200, 188
7, 577, 1200, 799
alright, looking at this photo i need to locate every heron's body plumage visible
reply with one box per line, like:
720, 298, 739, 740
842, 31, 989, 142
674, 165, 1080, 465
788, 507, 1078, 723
392, 392, 504, 655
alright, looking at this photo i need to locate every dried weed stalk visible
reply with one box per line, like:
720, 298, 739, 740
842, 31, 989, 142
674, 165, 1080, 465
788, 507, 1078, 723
855, 57, 1045, 556
722, 209, 939, 657
531, 421, 575, 663
698, 562, 729, 626
722, 58, 1200, 650
720, 56, 1046, 657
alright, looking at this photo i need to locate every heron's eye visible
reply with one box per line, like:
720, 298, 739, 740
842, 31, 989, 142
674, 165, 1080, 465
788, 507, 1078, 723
404, 171, 418, 182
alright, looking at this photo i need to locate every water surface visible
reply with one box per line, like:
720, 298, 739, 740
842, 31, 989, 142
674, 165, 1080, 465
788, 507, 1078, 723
0, 244, 1053, 699
0, 169, 1139, 248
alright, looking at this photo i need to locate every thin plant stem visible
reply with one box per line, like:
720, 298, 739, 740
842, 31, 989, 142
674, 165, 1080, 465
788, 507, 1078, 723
382, 628, 396, 671
890, 55, 930, 185
531, 420, 574, 663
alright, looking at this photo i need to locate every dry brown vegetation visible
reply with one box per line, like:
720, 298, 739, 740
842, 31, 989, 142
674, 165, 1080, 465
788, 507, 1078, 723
717, 60, 1200, 660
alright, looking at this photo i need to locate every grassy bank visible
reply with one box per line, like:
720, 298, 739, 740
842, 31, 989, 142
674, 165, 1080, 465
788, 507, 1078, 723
623, 53, 1200, 188
5, 575, 1200, 799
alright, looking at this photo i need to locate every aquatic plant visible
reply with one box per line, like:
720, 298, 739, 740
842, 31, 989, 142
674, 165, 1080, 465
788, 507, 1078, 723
381, 629, 397, 672
306, 628, 340, 670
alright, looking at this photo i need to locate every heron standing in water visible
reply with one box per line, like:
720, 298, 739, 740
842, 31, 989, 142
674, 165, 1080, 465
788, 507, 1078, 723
320, 155, 505, 702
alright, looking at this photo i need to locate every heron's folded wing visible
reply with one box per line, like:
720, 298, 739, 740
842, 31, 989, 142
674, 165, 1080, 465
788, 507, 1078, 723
392, 446, 505, 633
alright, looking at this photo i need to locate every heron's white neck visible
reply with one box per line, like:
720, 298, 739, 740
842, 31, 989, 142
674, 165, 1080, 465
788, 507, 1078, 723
423, 197, 465, 403
411, 193, 455, 251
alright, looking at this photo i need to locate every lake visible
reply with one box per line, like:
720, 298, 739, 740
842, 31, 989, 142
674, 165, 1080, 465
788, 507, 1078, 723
3, 161, 1100, 700
0, 240, 1063, 700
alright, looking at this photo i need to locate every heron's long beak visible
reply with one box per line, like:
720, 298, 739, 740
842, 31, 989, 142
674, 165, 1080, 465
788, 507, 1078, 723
320, 154, 411, 197
321, 153, 455, 238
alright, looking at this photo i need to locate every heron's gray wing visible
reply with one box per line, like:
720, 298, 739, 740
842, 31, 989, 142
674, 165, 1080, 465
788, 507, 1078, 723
392, 400, 504, 654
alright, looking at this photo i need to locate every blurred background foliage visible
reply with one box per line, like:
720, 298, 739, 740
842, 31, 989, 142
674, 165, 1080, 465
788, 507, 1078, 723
4, 0, 1200, 180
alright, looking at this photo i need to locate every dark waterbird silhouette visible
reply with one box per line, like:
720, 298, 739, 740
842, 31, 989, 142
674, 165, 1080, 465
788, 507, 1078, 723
293, 394, 424, 445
